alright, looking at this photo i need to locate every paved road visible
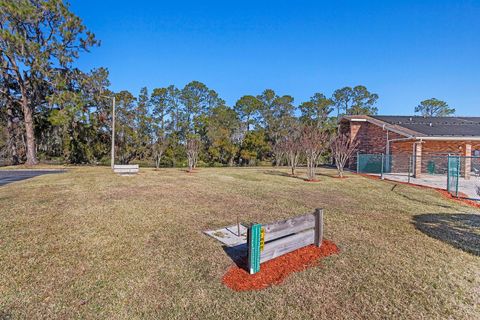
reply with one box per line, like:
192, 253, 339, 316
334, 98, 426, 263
0, 170, 65, 187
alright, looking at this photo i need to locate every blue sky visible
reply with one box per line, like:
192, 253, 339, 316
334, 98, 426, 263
70, 0, 480, 115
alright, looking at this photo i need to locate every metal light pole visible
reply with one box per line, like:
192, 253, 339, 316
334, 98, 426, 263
111, 96, 116, 169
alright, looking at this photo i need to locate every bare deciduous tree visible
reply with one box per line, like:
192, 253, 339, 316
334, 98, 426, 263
279, 126, 302, 175
152, 135, 168, 169
271, 141, 285, 167
300, 125, 329, 181
330, 133, 358, 178
186, 137, 201, 172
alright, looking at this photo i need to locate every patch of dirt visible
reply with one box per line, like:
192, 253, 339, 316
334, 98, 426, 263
222, 240, 339, 291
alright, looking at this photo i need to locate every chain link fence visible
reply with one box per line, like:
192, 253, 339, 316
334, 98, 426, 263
357, 153, 413, 178
357, 153, 480, 201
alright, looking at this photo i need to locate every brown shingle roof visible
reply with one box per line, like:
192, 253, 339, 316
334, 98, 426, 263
371, 116, 480, 137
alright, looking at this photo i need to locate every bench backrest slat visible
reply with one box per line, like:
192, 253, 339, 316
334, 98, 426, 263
260, 228, 314, 263
113, 164, 139, 174
263, 213, 315, 242
114, 165, 139, 169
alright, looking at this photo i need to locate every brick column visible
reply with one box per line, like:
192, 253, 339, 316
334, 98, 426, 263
463, 143, 472, 180
414, 142, 422, 178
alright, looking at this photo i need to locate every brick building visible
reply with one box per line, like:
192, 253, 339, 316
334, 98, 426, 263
339, 115, 480, 178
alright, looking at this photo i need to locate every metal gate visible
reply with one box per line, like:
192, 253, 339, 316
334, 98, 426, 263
447, 155, 460, 197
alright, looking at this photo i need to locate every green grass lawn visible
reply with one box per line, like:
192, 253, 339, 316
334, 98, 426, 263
0, 167, 479, 319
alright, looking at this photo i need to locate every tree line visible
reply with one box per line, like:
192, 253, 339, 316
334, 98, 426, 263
0, 72, 378, 168
0, 0, 454, 169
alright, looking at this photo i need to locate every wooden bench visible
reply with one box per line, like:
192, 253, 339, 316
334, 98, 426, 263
247, 208, 324, 274
113, 164, 139, 174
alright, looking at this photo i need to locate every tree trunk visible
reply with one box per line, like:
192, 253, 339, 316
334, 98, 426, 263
275, 154, 281, 167
6, 102, 19, 165
22, 100, 38, 165
307, 157, 316, 180
289, 153, 297, 175
187, 156, 193, 172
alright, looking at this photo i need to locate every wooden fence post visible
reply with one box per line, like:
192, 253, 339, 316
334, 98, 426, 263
247, 223, 262, 274
314, 208, 323, 247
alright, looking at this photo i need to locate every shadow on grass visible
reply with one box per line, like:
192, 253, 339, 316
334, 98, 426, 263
263, 169, 342, 181
392, 186, 455, 209
263, 170, 305, 181
412, 213, 480, 256
222, 243, 248, 271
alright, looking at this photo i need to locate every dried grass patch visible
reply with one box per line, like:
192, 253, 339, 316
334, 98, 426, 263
0, 166, 478, 319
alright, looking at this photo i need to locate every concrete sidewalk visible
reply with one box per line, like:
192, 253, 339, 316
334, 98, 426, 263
379, 173, 480, 201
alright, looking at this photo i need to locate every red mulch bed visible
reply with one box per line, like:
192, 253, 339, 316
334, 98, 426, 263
358, 173, 480, 209
222, 240, 339, 291
436, 189, 480, 209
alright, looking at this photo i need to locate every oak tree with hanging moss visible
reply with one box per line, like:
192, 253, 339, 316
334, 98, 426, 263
0, 0, 99, 165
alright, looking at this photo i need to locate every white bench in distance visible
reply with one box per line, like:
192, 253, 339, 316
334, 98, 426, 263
113, 164, 139, 174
